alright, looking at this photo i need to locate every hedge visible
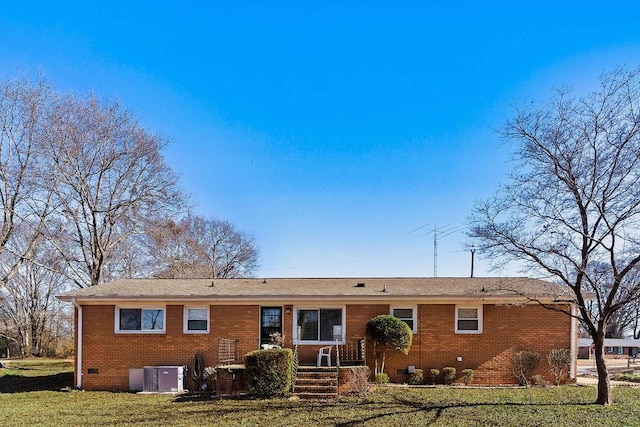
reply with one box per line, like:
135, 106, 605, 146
244, 348, 293, 398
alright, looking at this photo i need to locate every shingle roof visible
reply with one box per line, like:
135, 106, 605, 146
57, 277, 571, 302
578, 338, 640, 348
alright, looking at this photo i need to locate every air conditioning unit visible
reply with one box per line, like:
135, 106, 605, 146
143, 366, 186, 392
129, 368, 144, 391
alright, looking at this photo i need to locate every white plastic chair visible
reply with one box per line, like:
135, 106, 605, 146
261, 344, 281, 349
317, 345, 332, 367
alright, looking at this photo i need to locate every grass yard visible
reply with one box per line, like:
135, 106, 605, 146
3, 359, 640, 426
0, 358, 74, 393
580, 358, 640, 384
612, 373, 640, 383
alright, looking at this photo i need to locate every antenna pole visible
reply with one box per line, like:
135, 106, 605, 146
470, 249, 476, 278
410, 222, 461, 278
433, 225, 438, 277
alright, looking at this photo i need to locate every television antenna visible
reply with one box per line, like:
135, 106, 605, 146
408, 223, 463, 277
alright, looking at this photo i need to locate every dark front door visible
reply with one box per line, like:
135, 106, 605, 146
260, 307, 283, 345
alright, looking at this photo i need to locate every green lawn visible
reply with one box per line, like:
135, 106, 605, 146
612, 373, 640, 383
0, 358, 74, 393
2, 359, 640, 426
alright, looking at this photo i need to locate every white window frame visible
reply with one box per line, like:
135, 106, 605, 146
293, 306, 346, 345
390, 306, 417, 333
455, 305, 483, 334
183, 306, 210, 334
115, 306, 166, 334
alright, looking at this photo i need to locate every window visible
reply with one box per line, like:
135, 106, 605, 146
295, 308, 344, 343
391, 307, 417, 333
184, 307, 209, 333
116, 307, 165, 333
455, 306, 482, 334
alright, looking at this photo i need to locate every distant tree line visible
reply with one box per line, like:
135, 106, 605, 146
0, 75, 259, 357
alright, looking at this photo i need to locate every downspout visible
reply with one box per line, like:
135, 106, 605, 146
72, 298, 83, 389
570, 304, 576, 380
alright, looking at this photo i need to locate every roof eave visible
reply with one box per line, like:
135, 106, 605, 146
57, 293, 568, 304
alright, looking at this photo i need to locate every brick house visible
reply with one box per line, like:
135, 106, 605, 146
577, 338, 640, 359
57, 277, 577, 391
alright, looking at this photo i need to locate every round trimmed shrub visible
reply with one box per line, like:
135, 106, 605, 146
366, 315, 413, 354
461, 368, 474, 385
366, 314, 413, 377
429, 368, 440, 384
443, 367, 456, 385
408, 369, 424, 385
375, 373, 389, 384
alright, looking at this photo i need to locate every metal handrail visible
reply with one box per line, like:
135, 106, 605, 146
291, 340, 299, 393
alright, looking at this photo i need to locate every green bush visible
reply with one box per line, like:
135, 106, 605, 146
375, 373, 389, 384
611, 373, 640, 383
443, 367, 456, 385
513, 350, 540, 388
408, 368, 424, 385
244, 348, 293, 397
461, 369, 474, 385
429, 368, 440, 384
547, 348, 571, 386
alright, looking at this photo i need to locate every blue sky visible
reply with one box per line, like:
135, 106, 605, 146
2, 2, 639, 277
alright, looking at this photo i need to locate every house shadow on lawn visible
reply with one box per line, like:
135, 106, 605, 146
0, 372, 74, 393
173, 393, 227, 403
333, 395, 594, 427
167, 392, 596, 426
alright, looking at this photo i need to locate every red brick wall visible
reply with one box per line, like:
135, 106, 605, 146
216, 369, 247, 395
77, 302, 573, 390
80, 304, 258, 390
375, 303, 573, 385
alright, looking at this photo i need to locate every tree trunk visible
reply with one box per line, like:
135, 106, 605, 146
593, 333, 612, 405
22, 327, 31, 357
373, 342, 379, 375
31, 321, 39, 356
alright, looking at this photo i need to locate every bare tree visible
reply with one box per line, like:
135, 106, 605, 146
198, 217, 260, 278
607, 267, 640, 339
0, 230, 70, 356
0, 76, 57, 288
44, 93, 187, 287
604, 307, 633, 338
147, 215, 260, 279
580, 263, 640, 339
468, 67, 640, 405
101, 234, 158, 281
630, 300, 640, 339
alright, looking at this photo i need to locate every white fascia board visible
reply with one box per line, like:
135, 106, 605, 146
62, 295, 567, 307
